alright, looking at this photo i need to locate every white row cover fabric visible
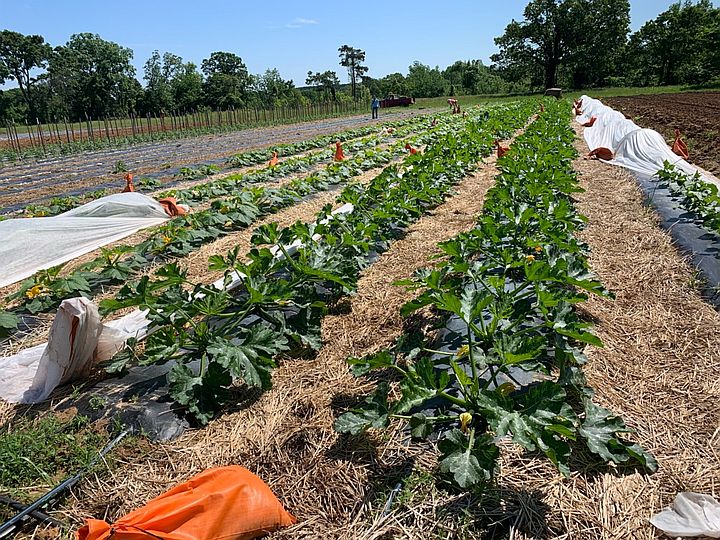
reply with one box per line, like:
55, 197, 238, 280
0, 193, 170, 288
576, 95, 715, 184
0, 301, 154, 404
0, 203, 355, 404
650, 492, 720, 538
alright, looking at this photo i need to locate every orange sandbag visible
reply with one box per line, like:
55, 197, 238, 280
121, 173, 135, 193
405, 142, 418, 155
334, 141, 344, 161
77, 466, 296, 540
158, 197, 187, 217
268, 151, 278, 167
582, 116, 597, 128
672, 129, 689, 160
587, 147, 614, 160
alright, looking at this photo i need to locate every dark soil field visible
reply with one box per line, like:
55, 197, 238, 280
0, 109, 421, 211
605, 91, 720, 176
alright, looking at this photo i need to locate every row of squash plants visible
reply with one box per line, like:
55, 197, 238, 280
160, 114, 438, 205
0, 117, 445, 339
334, 100, 657, 488
9, 114, 432, 219
656, 161, 720, 234
97, 102, 536, 424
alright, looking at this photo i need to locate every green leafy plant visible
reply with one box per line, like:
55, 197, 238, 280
99, 103, 534, 426
111, 160, 128, 173
335, 102, 656, 489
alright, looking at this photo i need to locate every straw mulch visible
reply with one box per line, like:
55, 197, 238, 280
34, 146, 502, 539
535, 124, 720, 538
16, 119, 720, 539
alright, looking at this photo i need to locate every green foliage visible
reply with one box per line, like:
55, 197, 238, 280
306, 70, 340, 101
97, 103, 530, 425
492, 0, 631, 90
656, 161, 720, 233
47, 33, 138, 119
338, 45, 368, 100
623, 0, 720, 87
201, 51, 251, 109
0, 414, 107, 498
0, 30, 52, 118
335, 101, 656, 489
111, 159, 128, 173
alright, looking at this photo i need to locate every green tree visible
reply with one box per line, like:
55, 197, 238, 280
0, 31, 52, 120
143, 50, 183, 113
306, 70, 340, 100
624, 0, 720, 86
253, 69, 302, 107
492, 0, 630, 90
0, 88, 28, 122
564, 0, 630, 88
201, 51, 250, 109
48, 33, 138, 119
338, 45, 368, 100
377, 72, 410, 96
172, 62, 203, 112
406, 61, 446, 97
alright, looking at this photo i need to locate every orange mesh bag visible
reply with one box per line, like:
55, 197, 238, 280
77, 466, 296, 540
494, 139, 508, 158
671, 129, 689, 160
268, 151, 278, 167
405, 143, 418, 155
334, 141, 344, 161
158, 197, 187, 217
582, 116, 597, 128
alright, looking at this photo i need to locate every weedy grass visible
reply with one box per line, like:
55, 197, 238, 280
0, 413, 107, 503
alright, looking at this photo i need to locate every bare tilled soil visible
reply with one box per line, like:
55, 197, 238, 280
0, 110, 425, 210
605, 91, 720, 175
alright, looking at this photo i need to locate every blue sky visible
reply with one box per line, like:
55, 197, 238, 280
1, 0, 689, 87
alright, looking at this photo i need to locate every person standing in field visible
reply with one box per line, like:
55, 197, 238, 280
371, 97, 380, 119
448, 98, 459, 114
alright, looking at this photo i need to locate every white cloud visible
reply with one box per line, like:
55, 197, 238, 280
284, 17, 319, 28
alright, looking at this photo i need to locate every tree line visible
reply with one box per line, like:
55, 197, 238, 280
1, 0, 718, 124
492, 0, 720, 90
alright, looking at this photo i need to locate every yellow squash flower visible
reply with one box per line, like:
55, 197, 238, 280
459, 412, 472, 434
525, 254, 535, 262
25, 284, 46, 299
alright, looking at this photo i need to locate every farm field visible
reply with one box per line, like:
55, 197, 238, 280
0, 109, 421, 212
0, 97, 719, 540
605, 91, 720, 176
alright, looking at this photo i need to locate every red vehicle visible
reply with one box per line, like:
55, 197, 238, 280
380, 94, 415, 107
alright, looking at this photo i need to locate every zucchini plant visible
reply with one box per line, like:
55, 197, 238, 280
335, 101, 656, 489
98, 103, 537, 425
656, 161, 720, 233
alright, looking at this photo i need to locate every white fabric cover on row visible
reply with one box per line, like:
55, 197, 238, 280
575, 95, 714, 183
0, 193, 170, 288
0, 203, 356, 404
0, 299, 152, 403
